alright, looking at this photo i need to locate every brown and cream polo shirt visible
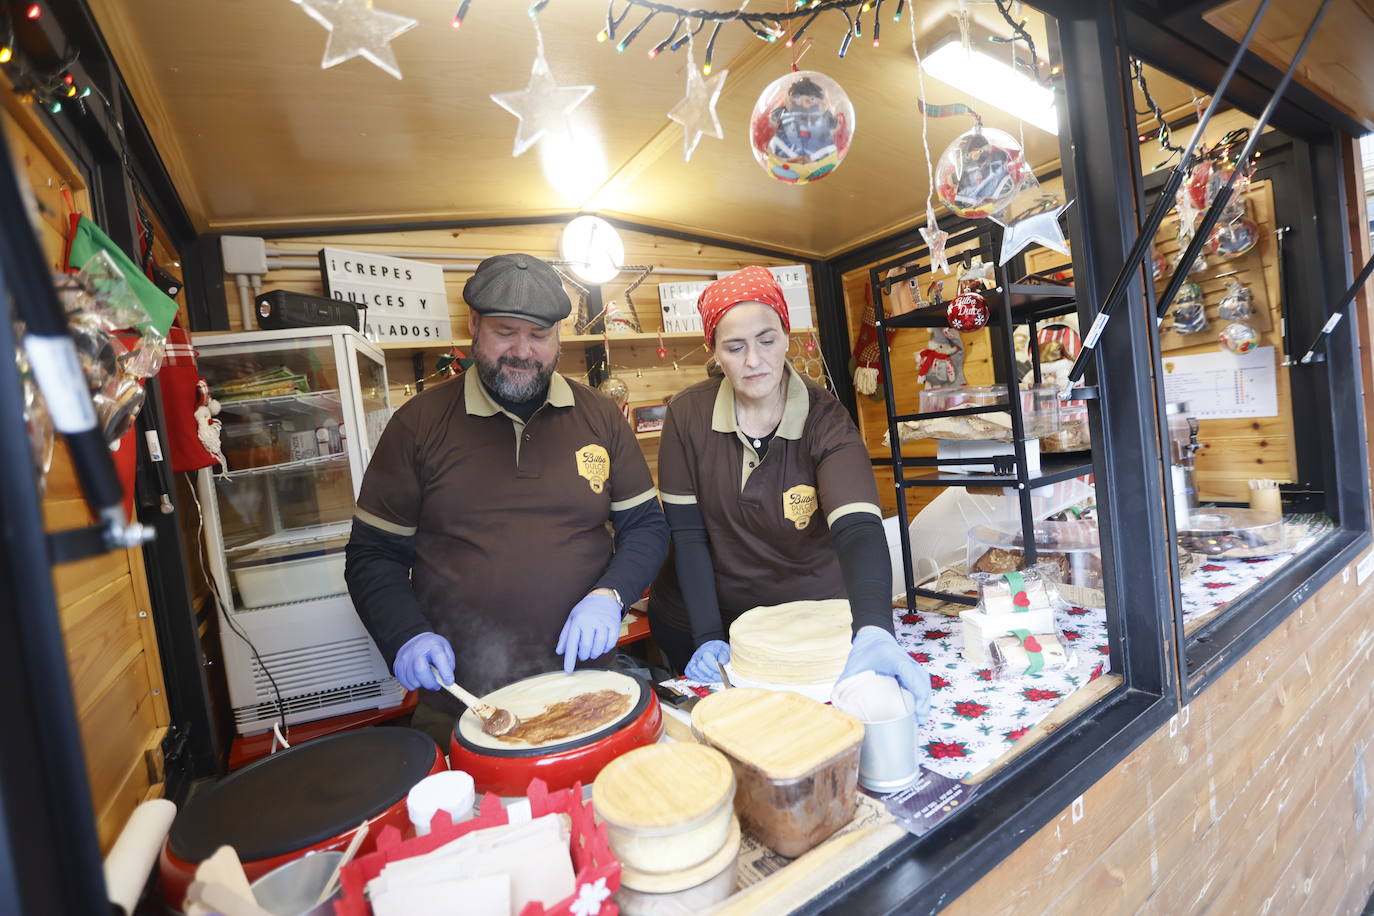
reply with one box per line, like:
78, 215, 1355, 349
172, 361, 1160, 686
649, 365, 882, 632
355, 371, 657, 696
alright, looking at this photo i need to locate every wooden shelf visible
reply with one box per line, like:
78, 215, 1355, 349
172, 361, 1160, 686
879, 283, 1077, 330
635, 429, 662, 440
377, 327, 819, 358
378, 331, 711, 355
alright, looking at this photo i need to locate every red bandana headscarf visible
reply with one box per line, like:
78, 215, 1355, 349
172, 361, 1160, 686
696, 266, 791, 347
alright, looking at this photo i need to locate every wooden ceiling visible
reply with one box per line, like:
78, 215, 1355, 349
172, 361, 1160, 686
89, 0, 1199, 258
1205, 0, 1374, 134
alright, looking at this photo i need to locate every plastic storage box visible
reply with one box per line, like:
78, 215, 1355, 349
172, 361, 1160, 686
691, 688, 863, 858
1041, 402, 1091, 452
918, 384, 1062, 440
593, 743, 737, 875
1177, 507, 1287, 558
614, 817, 742, 915
966, 519, 1103, 590
231, 537, 348, 608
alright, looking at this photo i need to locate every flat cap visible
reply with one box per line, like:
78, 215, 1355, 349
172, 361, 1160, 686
462, 254, 571, 328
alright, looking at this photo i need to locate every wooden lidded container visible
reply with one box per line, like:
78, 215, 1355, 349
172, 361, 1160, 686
691, 688, 864, 857
593, 743, 737, 876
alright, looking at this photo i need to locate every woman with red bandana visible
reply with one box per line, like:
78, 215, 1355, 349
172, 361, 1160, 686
648, 267, 930, 719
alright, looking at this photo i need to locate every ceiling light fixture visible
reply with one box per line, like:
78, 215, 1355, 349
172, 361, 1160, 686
560, 215, 624, 285
921, 37, 1058, 135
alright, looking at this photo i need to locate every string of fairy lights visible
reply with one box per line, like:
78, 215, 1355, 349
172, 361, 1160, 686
0, 3, 97, 114
449, 0, 1044, 68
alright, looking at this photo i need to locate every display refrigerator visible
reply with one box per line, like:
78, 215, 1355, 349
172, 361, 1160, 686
194, 326, 405, 735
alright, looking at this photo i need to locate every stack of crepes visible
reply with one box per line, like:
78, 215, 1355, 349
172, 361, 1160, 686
729, 599, 853, 685
365, 813, 574, 916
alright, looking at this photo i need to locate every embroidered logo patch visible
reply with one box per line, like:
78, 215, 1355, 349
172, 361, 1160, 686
782, 484, 818, 530
576, 444, 610, 494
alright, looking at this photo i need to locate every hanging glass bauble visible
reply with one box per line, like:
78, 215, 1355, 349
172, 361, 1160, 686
1217, 279, 1254, 321
1211, 217, 1259, 258
598, 375, 631, 408
1173, 301, 1208, 335
749, 70, 855, 185
933, 126, 1031, 219
1176, 280, 1204, 306
1176, 157, 1249, 240
1219, 321, 1259, 353
946, 287, 990, 331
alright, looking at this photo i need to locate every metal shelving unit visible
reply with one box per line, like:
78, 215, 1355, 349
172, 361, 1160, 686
870, 227, 1085, 609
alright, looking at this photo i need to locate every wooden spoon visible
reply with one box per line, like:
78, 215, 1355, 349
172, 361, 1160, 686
428, 666, 521, 737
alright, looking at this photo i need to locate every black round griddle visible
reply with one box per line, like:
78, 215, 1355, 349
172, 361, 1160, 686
168, 727, 436, 863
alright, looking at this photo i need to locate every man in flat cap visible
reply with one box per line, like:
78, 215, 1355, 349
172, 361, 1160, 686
346, 253, 669, 744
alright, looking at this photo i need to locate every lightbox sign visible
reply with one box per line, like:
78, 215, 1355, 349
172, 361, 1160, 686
319, 246, 453, 342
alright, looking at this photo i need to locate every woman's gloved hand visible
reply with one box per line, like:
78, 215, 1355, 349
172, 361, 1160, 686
393, 632, 455, 691
839, 627, 932, 723
685, 640, 732, 682
556, 593, 623, 674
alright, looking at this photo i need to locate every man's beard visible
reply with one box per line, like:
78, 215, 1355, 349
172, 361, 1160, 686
475, 350, 558, 403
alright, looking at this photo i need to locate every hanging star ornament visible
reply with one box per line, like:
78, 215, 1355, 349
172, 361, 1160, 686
667, 37, 728, 162
992, 198, 1074, 265
491, 19, 594, 158
921, 205, 952, 275
294, 0, 418, 80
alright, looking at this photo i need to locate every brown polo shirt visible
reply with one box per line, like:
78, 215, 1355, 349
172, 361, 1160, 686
649, 365, 881, 633
355, 371, 657, 705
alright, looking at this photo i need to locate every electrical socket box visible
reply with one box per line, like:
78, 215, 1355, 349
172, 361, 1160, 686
221, 235, 268, 275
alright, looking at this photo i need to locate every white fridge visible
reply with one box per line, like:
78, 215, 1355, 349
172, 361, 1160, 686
194, 326, 405, 735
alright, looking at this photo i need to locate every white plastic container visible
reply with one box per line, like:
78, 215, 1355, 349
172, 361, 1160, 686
232, 551, 346, 608
937, 438, 1042, 475
407, 770, 476, 836
615, 817, 741, 915
594, 743, 737, 875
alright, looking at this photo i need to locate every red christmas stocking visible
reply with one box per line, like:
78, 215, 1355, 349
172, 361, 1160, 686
852, 284, 891, 395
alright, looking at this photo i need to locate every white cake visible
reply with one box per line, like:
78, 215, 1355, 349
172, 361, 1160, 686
729, 600, 853, 685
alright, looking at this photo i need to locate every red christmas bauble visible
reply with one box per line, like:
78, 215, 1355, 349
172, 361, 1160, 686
946, 291, 989, 331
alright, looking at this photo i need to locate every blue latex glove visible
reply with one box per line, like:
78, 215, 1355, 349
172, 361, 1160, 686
839, 627, 933, 723
556, 593, 622, 674
393, 632, 455, 692
685, 640, 732, 682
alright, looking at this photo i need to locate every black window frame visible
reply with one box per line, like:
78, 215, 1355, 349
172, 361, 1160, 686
1124, 10, 1373, 700
814, 4, 1182, 909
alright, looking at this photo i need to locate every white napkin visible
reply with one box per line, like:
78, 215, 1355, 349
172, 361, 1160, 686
831, 671, 914, 722
367, 813, 574, 916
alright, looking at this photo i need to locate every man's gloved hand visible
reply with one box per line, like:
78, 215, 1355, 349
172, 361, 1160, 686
839, 626, 932, 723
556, 593, 622, 674
685, 640, 731, 682
393, 632, 455, 692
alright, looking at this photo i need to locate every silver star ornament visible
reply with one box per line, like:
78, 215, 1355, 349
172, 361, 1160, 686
992, 199, 1075, 265
921, 209, 952, 275
491, 50, 595, 157
294, 0, 418, 80
668, 63, 728, 162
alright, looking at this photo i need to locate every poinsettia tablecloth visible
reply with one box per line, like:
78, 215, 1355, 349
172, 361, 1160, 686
660, 602, 1111, 782
1179, 515, 1333, 626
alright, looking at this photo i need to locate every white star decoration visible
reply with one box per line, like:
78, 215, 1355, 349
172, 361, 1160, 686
491, 21, 595, 158
921, 205, 952, 275
667, 37, 728, 162
992, 199, 1074, 265
294, 0, 418, 80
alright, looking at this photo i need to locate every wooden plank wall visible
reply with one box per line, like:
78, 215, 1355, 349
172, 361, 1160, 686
209, 225, 820, 480
3, 92, 170, 852
942, 134, 1374, 916
1154, 179, 1296, 501
945, 550, 1374, 915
